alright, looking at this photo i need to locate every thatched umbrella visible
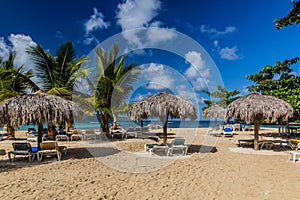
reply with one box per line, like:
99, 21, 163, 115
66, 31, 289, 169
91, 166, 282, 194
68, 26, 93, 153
0, 93, 83, 149
225, 93, 294, 150
128, 92, 197, 144
202, 105, 225, 126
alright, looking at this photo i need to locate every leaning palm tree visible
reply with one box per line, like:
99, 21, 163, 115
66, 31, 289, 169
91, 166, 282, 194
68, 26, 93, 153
93, 44, 140, 132
0, 52, 39, 139
27, 42, 88, 136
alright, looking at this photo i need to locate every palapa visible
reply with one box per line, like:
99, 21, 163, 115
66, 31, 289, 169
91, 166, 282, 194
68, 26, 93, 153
202, 105, 225, 126
225, 93, 294, 150
128, 92, 197, 144
0, 93, 83, 149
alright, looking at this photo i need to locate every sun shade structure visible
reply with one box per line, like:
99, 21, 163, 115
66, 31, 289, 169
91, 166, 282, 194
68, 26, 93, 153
128, 92, 197, 144
225, 93, 294, 150
202, 105, 225, 126
0, 93, 83, 149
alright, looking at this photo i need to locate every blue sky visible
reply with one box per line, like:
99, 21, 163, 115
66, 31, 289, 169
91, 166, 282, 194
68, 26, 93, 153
0, 0, 299, 118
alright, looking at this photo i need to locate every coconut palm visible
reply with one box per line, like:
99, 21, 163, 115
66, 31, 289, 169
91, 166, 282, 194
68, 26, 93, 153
27, 42, 88, 136
93, 44, 139, 132
0, 52, 39, 139
128, 92, 197, 144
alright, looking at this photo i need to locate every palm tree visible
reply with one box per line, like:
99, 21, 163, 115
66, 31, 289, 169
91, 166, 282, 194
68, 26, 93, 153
0, 52, 39, 139
27, 42, 88, 137
93, 44, 140, 132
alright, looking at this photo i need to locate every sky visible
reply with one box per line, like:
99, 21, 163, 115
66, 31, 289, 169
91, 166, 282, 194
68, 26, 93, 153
0, 0, 299, 118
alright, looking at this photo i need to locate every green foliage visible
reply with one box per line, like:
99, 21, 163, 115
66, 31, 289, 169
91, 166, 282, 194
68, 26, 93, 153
246, 57, 300, 118
201, 85, 240, 110
93, 44, 140, 131
275, 1, 300, 29
0, 52, 39, 102
27, 41, 87, 100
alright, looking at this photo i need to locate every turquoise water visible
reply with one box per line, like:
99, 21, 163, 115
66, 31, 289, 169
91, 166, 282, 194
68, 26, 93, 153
8, 120, 278, 131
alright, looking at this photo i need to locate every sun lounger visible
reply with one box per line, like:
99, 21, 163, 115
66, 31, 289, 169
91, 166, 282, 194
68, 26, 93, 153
223, 127, 233, 137
167, 137, 188, 156
37, 141, 67, 161
238, 139, 254, 147
144, 143, 168, 156
289, 151, 300, 163
8, 142, 38, 162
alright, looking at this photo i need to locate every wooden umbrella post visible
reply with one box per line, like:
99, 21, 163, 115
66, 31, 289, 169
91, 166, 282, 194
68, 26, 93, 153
253, 119, 260, 150
37, 123, 43, 150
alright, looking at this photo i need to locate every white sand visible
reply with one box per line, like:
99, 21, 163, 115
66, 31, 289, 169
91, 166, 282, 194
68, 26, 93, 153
0, 128, 299, 199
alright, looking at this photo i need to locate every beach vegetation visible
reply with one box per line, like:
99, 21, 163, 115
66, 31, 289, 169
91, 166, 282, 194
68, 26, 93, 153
275, 0, 300, 29
201, 85, 240, 110
246, 57, 300, 119
27, 41, 88, 137
93, 44, 139, 132
0, 52, 39, 139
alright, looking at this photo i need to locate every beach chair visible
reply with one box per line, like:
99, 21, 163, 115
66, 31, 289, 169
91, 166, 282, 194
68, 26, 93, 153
288, 142, 300, 162
144, 143, 168, 156
8, 142, 38, 162
223, 127, 233, 137
37, 141, 67, 161
167, 138, 188, 156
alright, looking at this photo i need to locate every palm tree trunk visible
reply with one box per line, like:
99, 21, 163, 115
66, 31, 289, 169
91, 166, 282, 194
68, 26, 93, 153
47, 123, 56, 140
112, 113, 118, 129
254, 119, 260, 150
65, 112, 74, 132
6, 124, 15, 140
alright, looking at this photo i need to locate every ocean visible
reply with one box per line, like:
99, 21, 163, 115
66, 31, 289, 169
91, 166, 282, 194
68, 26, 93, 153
8, 120, 278, 131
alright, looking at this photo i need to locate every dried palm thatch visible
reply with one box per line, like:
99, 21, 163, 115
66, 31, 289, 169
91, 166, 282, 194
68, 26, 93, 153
202, 105, 225, 119
128, 92, 197, 144
202, 105, 225, 127
225, 93, 294, 150
0, 93, 83, 148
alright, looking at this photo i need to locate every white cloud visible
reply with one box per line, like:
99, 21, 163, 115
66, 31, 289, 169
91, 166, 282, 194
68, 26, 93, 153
199, 25, 237, 37
84, 8, 110, 35
80, 8, 110, 45
116, 0, 177, 48
116, 0, 161, 30
146, 25, 177, 45
143, 63, 174, 90
8, 34, 37, 69
0, 37, 10, 59
213, 40, 219, 48
0, 34, 38, 86
219, 46, 239, 61
184, 51, 210, 91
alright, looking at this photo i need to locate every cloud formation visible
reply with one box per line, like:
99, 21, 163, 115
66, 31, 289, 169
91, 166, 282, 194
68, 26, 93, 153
219, 46, 239, 61
0, 34, 37, 69
213, 40, 239, 61
143, 63, 174, 90
82, 8, 110, 45
199, 25, 237, 37
184, 51, 210, 91
116, 0, 177, 48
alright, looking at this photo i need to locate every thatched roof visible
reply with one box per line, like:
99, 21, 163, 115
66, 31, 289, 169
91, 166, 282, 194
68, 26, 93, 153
128, 92, 197, 123
225, 93, 294, 124
0, 93, 83, 127
202, 105, 225, 119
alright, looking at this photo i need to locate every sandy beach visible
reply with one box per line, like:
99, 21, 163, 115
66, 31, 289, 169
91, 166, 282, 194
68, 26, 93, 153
0, 127, 299, 200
